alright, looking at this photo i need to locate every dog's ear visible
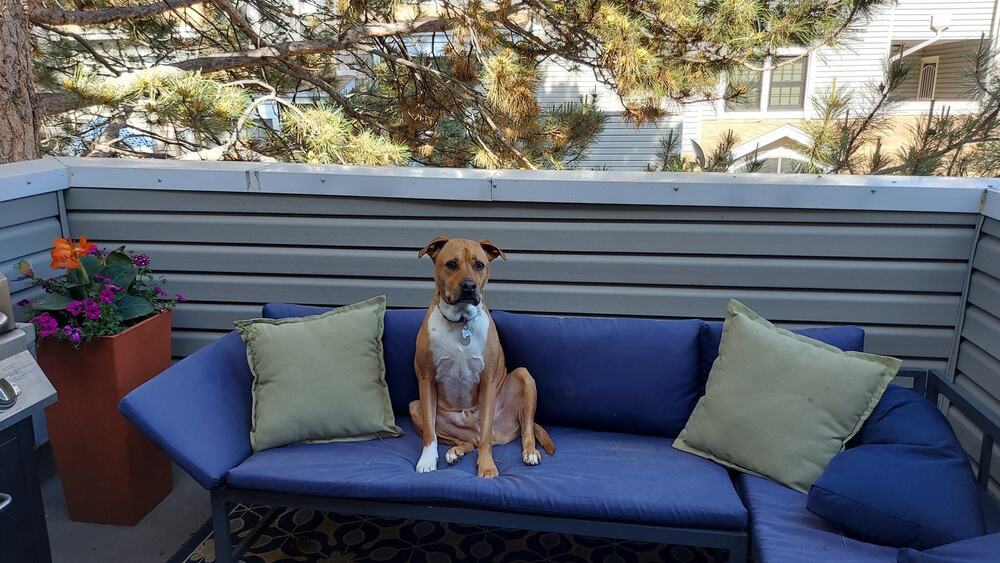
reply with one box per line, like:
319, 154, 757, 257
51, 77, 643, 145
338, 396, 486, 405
418, 236, 449, 260
479, 240, 507, 262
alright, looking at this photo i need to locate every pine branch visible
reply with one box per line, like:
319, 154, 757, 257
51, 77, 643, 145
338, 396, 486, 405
170, 17, 454, 73
35, 23, 122, 76
27, 0, 203, 26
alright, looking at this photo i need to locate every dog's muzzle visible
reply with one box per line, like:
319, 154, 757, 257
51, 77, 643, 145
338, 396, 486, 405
450, 277, 480, 305
451, 292, 480, 306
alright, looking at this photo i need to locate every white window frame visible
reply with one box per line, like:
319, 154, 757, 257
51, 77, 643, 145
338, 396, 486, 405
729, 146, 812, 173
717, 51, 812, 118
917, 56, 939, 100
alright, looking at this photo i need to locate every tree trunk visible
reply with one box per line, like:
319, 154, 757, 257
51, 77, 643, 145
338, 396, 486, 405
1, 0, 39, 163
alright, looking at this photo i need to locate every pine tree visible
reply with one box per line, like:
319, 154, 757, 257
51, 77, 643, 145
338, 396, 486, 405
796, 40, 1000, 176
6, 0, 887, 166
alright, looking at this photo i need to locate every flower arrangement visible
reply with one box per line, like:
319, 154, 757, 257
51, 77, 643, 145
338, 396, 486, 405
16, 237, 184, 347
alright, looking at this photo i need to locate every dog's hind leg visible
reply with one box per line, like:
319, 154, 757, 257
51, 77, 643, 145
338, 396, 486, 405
505, 367, 552, 466
444, 441, 475, 464
435, 409, 479, 464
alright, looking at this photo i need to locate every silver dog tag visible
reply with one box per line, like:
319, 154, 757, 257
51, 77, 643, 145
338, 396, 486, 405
461, 323, 472, 345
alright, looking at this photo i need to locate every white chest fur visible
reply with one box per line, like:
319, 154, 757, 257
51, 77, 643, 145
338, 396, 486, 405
428, 305, 490, 407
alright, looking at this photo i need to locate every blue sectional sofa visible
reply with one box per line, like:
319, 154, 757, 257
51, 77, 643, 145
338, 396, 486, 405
119, 305, 1000, 563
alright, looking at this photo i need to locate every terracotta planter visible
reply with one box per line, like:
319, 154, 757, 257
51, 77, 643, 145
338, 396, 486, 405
39, 310, 173, 526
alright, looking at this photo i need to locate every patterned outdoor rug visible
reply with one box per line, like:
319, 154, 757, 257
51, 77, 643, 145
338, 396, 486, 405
170, 504, 726, 562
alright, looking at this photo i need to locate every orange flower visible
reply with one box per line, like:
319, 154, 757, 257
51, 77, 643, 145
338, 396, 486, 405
50, 237, 97, 270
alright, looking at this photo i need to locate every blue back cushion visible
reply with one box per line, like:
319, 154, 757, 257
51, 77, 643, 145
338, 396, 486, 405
698, 321, 865, 391
807, 385, 986, 549
261, 303, 423, 416
491, 311, 703, 437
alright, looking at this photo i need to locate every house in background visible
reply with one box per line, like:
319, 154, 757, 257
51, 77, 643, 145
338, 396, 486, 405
680, 1, 1000, 172
532, 1, 1000, 171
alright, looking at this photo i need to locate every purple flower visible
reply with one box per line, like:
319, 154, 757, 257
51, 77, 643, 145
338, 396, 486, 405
175, 293, 187, 303
63, 325, 82, 345
95, 275, 110, 283
66, 300, 85, 316
98, 288, 116, 303
34, 313, 59, 337
84, 299, 102, 320
155, 286, 167, 297
132, 254, 151, 268
16, 299, 30, 307
105, 284, 122, 292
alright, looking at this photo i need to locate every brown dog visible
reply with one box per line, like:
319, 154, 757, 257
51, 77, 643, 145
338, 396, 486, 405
410, 236, 555, 478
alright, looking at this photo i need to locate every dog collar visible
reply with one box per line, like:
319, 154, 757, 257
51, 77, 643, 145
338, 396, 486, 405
437, 303, 482, 324
437, 304, 481, 345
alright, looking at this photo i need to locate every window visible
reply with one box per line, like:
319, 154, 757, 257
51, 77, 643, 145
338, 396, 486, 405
918, 57, 938, 100
723, 55, 808, 113
726, 66, 762, 111
768, 56, 807, 110
737, 156, 808, 174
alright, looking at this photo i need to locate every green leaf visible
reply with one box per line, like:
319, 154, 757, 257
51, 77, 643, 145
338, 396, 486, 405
32, 294, 72, 311
105, 263, 137, 290
79, 254, 105, 278
115, 295, 154, 321
107, 249, 131, 266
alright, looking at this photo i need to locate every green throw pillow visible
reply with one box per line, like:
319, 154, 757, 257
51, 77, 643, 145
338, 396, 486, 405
674, 300, 900, 492
236, 295, 402, 452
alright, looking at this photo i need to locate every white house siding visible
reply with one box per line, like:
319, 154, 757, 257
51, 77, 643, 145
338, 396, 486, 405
809, 5, 896, 114
896, 40, 980, 100
573, 113, 683, 170
891, 0, 998, 41
536, 59, 682, 170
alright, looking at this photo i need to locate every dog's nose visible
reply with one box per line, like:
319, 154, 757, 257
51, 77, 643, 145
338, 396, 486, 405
460, 278, 477, 293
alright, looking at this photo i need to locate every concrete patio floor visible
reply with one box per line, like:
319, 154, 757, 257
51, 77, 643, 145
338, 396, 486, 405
38, 444, 209, 563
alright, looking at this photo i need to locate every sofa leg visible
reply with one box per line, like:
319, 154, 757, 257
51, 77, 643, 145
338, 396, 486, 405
211, 489, 235, 563
727, 536, 749, 563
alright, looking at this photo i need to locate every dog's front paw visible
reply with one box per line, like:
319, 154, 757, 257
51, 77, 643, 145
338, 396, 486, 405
416, 446, 438, 473
477, 460, 499, 478
522, 448, 541, 466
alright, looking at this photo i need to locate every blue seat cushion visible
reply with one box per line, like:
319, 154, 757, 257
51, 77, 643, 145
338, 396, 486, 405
807, 386, 985, 549
492, 311, 703, 436
897, 533, 1000, 562
227, 417, 748, 530
698, 321, 865, 391
262, 303, 423, 416
737, 473, 897, 563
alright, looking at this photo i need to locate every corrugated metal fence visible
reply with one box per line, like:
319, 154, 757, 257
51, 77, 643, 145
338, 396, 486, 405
1, 192, 64, 309
1, 159, 997, 492
949, 190, 1000, 494
49, 161, 986, 378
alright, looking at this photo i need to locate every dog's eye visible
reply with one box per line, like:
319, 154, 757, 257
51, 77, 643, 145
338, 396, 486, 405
474, 261, 485, 271
446, 260, 458, 270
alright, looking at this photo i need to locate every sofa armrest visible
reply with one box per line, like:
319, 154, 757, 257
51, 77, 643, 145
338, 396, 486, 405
119, 331, 253, 489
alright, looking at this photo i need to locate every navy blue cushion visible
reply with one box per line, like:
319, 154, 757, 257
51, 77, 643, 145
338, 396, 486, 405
227, 417, 748, 529
897, 533, 1000, 562
737, 473, 897, 563
491, 311, 703, 437
807, 386, 985, 549
262, 303, 423, 416
698, 321, 865, 390
119, 331, 254, 489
